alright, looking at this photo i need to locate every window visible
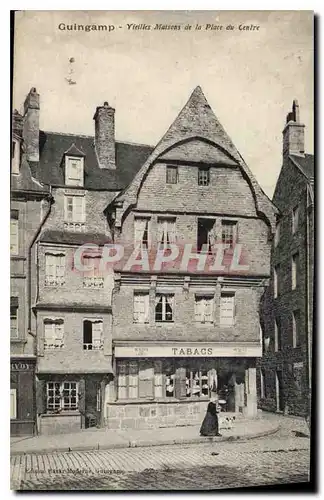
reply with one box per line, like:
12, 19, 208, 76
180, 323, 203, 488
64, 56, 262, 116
222, 220, 237, 248
292, 310, 301, 348
166, 165, 178, 184
83, 319, 103, 350
65, 156, 84, 187
44, 319, 64, 349
274, 319, 282, 351
157, 217, 176, 249
185, 368, 209, 398
220, 292, 235, 326
274, 265, 280, 298
10, 297, 18, 339
292, 205, 299, 234
10, 389, 17, 419
45, 253, 65, 287
83, 256, 104, 288
155, 294, 174, 322
134, 217, 150, 248
198, 167, 210, 186
116, 359, 213, 402
64, 195, 85, 223
197, 218, 215, 253
46, 381, 78, 411
292, 253, 299, 290
133, 292, 149, 323
260, 369, 267, 399
195, 295, 214, 323
275, 221, 280, 247
10, 210, 19, 255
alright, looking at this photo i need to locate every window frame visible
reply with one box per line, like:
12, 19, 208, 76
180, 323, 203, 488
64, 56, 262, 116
133, 291, 150, 324
157, 216, 176, 249
194, 294, 214, 324
155, 294, 174, 323
198, 167, 210, 186
221, 219, 238, 248
64, 194, 86, 223
166, 165, 178, 184
134, 216, 151, 249
43, 318, 64, 350
46, 381, 79, 412
292, 310, 301, 348
83, 318, 104, 350
292, 205, 299, 234
82, 255, 104, 288
10, 215, 19, 255
45, 253, 66, 287
197, 217, 216, 254
292, 253, 299, 290
65, 156, 84, 187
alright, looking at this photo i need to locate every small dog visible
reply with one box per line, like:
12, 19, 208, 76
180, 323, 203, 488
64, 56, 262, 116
219, 416, 236, 430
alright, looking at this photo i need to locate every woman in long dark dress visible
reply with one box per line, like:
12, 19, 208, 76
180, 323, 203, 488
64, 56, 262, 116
200, 396, 222, 437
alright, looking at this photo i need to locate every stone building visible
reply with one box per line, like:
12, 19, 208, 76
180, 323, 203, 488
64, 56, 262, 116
258, 100, 314, 417
11, 86, 277, 435
103, 86, 277, 430
10, 98, 51, 436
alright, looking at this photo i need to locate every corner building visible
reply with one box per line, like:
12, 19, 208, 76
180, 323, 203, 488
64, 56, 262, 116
104, 87, 277, 430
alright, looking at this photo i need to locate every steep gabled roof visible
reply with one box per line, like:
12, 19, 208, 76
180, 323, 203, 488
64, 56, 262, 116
111, 86, 278, 230
289, 154, 314, 183
11, 154, 50, 195
34, 131, 153, 191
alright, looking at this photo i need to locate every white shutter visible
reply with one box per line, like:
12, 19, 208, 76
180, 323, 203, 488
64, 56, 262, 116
204, 297, 213, 323
195, 296, 203, 322
157, 219, 165, 246
168, 220, 176, 244
220, 293, 235, 326
10, 389, 17, 419
134, 293, 149, 323
92, 321, 103, 348
74, 196, 85, 222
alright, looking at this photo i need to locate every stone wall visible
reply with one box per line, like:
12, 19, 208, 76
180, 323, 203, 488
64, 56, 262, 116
40, 413, 82, 435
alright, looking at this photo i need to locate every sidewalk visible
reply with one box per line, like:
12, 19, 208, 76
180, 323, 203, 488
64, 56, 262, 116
11, 415, 280, 456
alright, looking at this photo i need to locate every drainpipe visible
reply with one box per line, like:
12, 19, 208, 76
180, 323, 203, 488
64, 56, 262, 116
27, 187, 54, 350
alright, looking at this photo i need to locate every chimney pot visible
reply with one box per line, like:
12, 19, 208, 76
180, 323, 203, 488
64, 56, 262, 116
282, 100, 305, 158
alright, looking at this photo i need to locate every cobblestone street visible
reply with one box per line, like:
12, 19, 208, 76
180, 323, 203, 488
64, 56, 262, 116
11, 420, 311, 491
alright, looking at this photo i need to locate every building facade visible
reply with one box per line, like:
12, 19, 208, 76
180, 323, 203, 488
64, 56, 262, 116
10, 102, 51, 436
258, 100, 314, 417
103, 87, 277, 430
11, 86, 277, 435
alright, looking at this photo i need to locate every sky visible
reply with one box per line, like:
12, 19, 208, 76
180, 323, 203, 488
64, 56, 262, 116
13, 10, 314, 197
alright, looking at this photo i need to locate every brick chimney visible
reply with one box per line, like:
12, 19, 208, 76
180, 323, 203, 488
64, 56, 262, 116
282, 99, 305, 158
93, 101, 116, 169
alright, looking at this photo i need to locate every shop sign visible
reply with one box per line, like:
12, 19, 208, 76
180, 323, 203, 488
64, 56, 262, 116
114, 343, 261, 358
11, 362, 33, 371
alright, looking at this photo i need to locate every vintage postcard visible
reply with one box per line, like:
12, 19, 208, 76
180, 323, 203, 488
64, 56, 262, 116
10, 10, 314, 491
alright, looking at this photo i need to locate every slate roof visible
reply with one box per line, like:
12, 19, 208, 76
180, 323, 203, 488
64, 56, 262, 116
290, 154, 314, 183
33, 131, 154, 191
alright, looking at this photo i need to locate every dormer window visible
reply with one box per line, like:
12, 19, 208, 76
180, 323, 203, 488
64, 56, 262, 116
63, 143, 85, 187
66, 156, 84, 187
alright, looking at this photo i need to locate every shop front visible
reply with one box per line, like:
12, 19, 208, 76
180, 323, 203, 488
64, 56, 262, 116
10, 357, 36, 436
104, 342, 260, 430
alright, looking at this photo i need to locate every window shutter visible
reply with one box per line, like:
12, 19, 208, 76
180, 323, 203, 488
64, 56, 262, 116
78, 379, 85, 415
138, 362, 154, 399
205, 298, 213, 322
36, 379, 46, 415
195, 296, 203, 322
220, 293, 235, 326
74, 197, 85, 222
175, 367, 187, 399
92, 321, 103, 347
